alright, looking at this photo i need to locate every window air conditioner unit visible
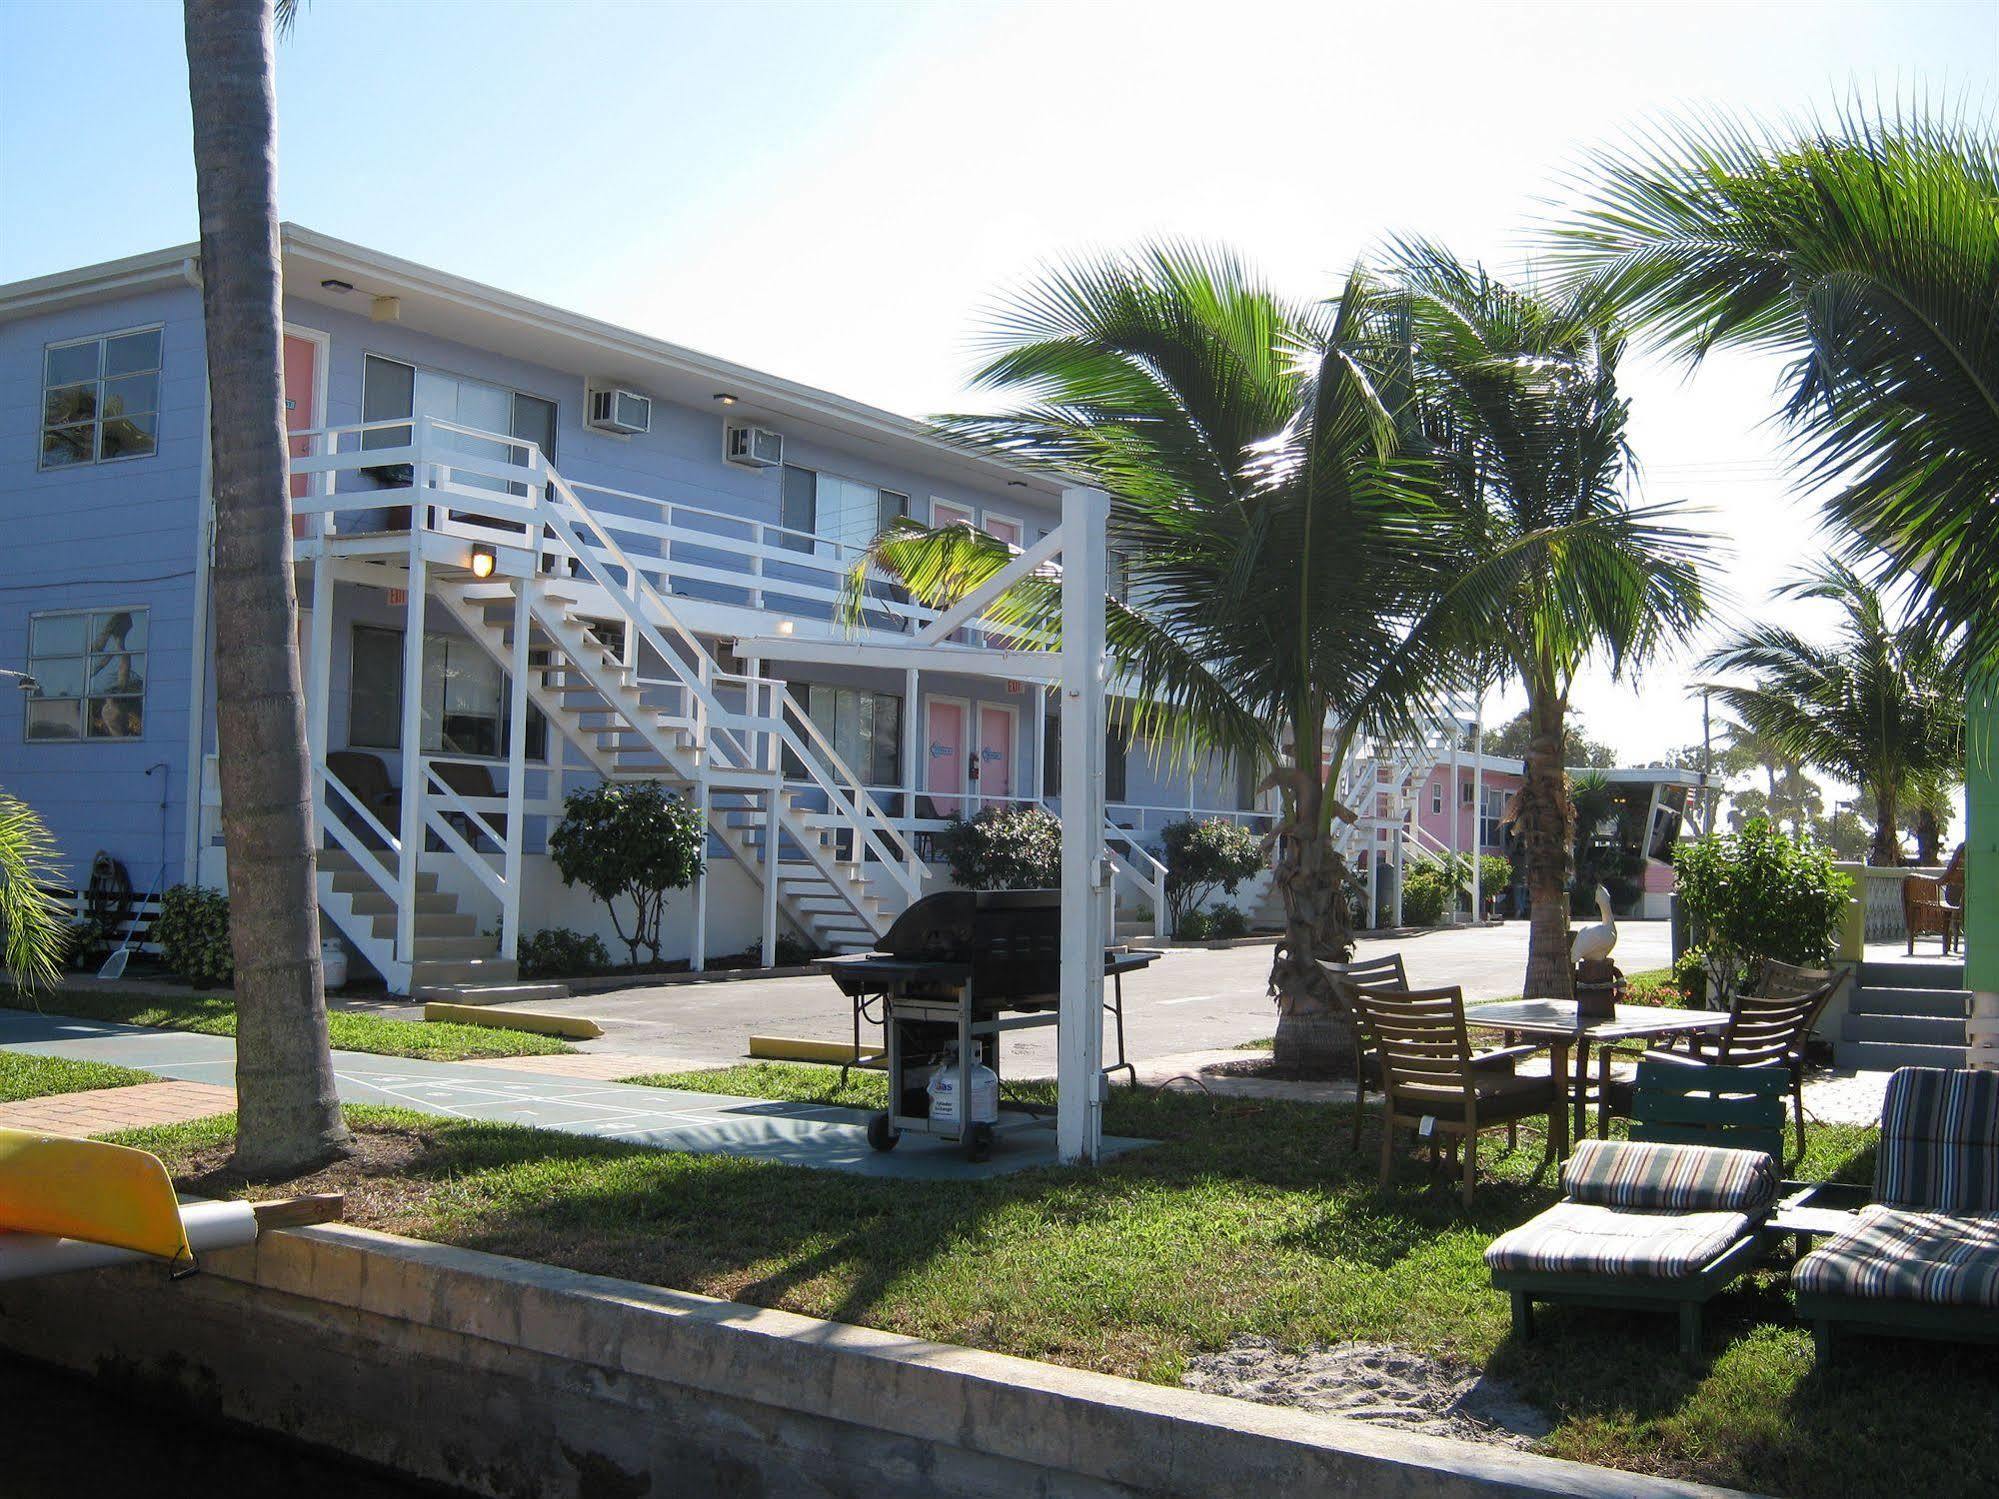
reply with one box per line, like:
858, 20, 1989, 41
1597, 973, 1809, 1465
586, 386, 652, 436
725, 423, 783, 468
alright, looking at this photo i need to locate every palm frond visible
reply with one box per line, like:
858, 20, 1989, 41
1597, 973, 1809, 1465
0, 792, 67, 994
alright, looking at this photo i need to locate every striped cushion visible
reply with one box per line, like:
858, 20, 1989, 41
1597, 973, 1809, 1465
1562, 1138, 1778, 1215
1876, 1068, 1999, 1214
1486, 1202, 1754, 1279
1794, 1204, 1999, 1307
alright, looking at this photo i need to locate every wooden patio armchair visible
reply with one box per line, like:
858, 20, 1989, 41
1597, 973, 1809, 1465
1904, 845, 1966, 956
1343, 983, 1556, 1208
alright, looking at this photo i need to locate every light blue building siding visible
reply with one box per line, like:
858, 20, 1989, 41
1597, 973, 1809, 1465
0, 284, 207, 892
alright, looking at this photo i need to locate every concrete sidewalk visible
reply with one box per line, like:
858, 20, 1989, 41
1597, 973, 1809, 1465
0, 1009, 1144, 1179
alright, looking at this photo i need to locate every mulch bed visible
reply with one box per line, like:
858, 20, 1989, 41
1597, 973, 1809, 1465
172, 1126, 447, 1232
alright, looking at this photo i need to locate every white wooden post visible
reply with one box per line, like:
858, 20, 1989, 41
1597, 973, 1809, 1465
502, 577, 529, 961
305, 556, 334, 785
1447, 705, 1461, 918
1057, 486, 1109, 1166
904, 665, 920, 835
397, 550, 427, 968
1471, 689, 1485, 921
762, 788, 780, 967
691, 776, 709, 972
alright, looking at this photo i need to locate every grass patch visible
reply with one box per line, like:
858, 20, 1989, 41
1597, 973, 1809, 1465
114, 1067, 1996, 1499
1, 988, 570, 1062
0, 1051, 153, 1103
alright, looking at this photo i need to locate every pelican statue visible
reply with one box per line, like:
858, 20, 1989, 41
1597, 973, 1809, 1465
1572, 884, 1618, 963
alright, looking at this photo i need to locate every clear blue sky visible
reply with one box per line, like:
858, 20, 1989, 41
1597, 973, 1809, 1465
3, 0, 1995, 786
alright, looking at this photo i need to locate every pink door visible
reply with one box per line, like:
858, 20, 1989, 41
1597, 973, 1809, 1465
283, 334, 319, 538
932, 499, 976, 531
925, 699, 967, 819
984, 516, 1022, 549
975, 705, 1014, 810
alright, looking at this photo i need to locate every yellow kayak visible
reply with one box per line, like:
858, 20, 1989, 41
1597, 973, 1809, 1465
0, 1128, 193, 1271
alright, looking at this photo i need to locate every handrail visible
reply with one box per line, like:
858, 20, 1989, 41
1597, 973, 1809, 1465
775, 689, 924, 883
314, 766, 401, 904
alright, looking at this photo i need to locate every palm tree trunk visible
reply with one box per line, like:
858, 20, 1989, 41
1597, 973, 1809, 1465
185, 0, 348, 1176
1269, 735, 1357, 1076
1870, 787, 1902, 867
1518, 692, 1575, 1000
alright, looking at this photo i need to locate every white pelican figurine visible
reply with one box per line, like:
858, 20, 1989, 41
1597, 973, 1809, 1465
1572, 884, 1618, 963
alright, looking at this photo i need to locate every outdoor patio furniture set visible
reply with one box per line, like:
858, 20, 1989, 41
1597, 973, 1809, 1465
1323, 957, 1999, 1361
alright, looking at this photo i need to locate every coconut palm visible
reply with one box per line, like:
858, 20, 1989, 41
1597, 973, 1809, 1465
184, 0, 348, 1174
1702, 561, 1964, 866
0, 792, 67, 994
1397, 244, 1711, 999
852, 244, 1466, 1073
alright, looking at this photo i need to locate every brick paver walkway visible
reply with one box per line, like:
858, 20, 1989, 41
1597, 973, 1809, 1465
0, 1081, 237, 1138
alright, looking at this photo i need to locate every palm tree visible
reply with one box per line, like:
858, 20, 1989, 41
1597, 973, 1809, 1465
1550, 101, 1999, 668
184, 0, 348, 1174
1397, 245, 1711, 999
854, 244, 1464, 1073
1702, 561, 1964, 866
0, 792, 68, 994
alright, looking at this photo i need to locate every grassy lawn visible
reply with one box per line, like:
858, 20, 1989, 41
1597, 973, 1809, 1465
1, 988, 571, 1062
116, 1065, 1998, 1499
0, 1051, 154, 1103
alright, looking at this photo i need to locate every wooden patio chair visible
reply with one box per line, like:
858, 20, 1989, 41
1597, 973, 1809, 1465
1606, 973, 1842, 1160
1343, 983, 1555, 1208
1904, 845, 1966, 955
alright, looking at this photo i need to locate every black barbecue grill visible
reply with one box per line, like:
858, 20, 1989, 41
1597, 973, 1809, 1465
819, 889, 1158, 1160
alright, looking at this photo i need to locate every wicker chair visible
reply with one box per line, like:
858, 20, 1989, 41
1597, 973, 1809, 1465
1904, 845, 1966, 955
1343, 983, 1555, 1207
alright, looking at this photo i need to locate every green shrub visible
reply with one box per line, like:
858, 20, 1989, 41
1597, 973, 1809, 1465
519, 926, 611, 979
1207, 904, 1251, 939
1160, 817, 1265, 936
1477, 854, 1513, 913
932, 805, 1062, 890
63, 916, 104, 972
1672, 946, 1712, 1008
547, 782, 706, 965
1670, 818, 1852, 996
1177, 908, 1212, 941
773, 934, 818, 968
155, 885, 234, 988
1400, 863, 1450, 926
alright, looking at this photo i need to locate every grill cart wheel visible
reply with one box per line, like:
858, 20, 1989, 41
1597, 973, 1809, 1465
866, 1112, 900, 1152
966, 1122, 994, 1163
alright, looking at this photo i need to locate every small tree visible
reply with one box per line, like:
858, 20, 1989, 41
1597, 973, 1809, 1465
932, 805, 1062, 890
546, 783, 705, 966
1670, 817, 1852, 999
1160, 817, 1265, 936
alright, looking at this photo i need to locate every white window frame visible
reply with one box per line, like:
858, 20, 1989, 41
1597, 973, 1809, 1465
24, 605, 150, 743
39, 324, 165, 471
360, 351, 559, 462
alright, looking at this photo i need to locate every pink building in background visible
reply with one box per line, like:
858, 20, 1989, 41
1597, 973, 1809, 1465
1411, 754, 1705, 919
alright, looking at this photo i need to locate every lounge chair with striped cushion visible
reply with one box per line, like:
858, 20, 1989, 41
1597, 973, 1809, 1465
1795, 1067, 1999, 1358
1486, 1136, 1780, 1359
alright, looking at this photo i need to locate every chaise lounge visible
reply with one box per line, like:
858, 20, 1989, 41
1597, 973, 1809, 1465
1485, 1134, 1780, 1359
1794, 1066, 1999, 1358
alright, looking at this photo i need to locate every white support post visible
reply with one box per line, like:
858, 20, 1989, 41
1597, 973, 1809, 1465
1470, 690, 1485, 921
304, 557, 334, 764
691, 777, 709, 972
904, 666, 920, 833
762, 788, 780, 968
396, 551, 427, 967
1057, 486, 1110, 1166
1447, 706, 1461, 920
502, 578, 530, 962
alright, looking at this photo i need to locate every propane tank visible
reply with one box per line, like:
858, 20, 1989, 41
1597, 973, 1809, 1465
927, 1047, 1000, 1128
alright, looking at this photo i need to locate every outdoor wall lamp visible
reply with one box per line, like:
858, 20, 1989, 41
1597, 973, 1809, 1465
776, 619, 795, 636
469, 544, 496, 580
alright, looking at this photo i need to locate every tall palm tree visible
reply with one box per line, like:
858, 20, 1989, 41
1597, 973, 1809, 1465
1397, 244, 1711, 999
184, 0, 347, 1174
1702, 561, 1964, 866
854, 245, 1464, 1073
0, 792, 68, 994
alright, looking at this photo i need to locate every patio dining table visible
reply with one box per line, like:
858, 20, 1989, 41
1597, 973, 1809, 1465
1462, 999, 1729, 1158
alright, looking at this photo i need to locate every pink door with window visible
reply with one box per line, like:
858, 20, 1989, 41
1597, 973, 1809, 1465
284, 333, 319, 538
925, 700, 967, 819
975, 705, 1014, 810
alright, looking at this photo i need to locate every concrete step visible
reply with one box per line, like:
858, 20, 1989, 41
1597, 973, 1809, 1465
328, 868, 441, 896
411, 956, 520, 989
411, 935, 502, 961
1851, 985, 1971, 1019
1859, 959, 1968, 991
344, 889, 456, 917
1843, 1012, 1968, 1046
1834, 1038, 1969, 1070
365, 911, 479, 941
415, 980, 571, 1005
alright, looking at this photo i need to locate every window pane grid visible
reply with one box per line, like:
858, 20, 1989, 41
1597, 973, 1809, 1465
26, 608, 146, 741
40, 330, 161, 469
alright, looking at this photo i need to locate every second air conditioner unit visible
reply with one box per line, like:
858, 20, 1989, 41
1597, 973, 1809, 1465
725, 423, 783, 468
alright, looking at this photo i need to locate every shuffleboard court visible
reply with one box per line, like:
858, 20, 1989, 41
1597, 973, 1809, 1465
0, 1010, 1147, 1180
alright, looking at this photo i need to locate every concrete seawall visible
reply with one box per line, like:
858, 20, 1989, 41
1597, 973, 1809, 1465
0, 1222, 1761, 1498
